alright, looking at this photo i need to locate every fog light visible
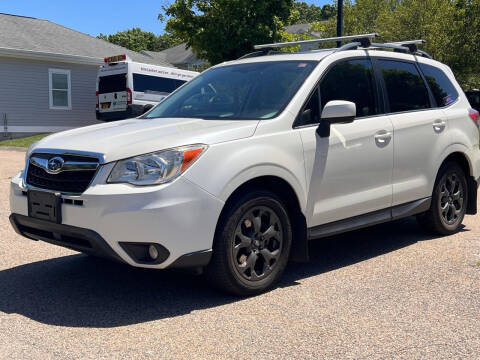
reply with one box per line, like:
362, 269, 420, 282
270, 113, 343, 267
119, 242, 170, 264
148, 244, 159, 260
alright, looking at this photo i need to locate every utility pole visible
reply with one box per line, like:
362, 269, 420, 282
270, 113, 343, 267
336, 0, 344, 47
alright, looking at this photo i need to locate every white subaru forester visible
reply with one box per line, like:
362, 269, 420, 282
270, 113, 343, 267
9, 35, 480, 295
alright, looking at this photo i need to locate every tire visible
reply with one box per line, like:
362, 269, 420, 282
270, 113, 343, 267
417, 162, 468, 235
205, 190, 292, 296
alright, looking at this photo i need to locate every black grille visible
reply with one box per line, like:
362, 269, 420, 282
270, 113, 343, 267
26, 153, 99, 194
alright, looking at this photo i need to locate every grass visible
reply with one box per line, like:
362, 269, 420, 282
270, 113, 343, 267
0, 133, 50, 148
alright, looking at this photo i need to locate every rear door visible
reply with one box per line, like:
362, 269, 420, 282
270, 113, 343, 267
374, 57, 449, 205
98, 71, 128, 113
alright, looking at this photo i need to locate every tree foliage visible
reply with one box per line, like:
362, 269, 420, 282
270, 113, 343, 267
97, 27, 182, 52
292, 2, 335, 23
320, 0, 480, 88
162, 0, 294, 64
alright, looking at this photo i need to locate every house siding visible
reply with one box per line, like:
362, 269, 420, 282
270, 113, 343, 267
0, 56, 101, 134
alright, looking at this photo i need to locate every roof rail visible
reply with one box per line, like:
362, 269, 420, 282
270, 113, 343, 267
247, 34, 432, 60
371, 39, 431, 58
253, 33, 379, 50
334, 38, 432, 58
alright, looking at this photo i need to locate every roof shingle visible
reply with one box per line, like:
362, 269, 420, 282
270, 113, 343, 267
0, 13, 173, 67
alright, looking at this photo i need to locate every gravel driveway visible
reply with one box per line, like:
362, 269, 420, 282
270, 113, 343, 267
0, 149, 479, 359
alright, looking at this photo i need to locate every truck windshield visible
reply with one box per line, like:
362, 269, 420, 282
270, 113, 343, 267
143, 61, 317, 120
98, 73, 126, 94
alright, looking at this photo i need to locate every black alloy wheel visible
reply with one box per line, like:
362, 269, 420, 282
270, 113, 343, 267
206, 190, 292, 296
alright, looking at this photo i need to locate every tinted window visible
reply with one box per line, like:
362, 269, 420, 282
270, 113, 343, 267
144, 61, 317, 120
419, 63, 458, 107
378, 60, 430, 113
299, 87, 321, 126
133, 74, 186, 94
98, 74, 126, 94
466, 91, 480, 110
320, 59, 378, 117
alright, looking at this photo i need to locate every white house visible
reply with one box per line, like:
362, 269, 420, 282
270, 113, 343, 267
0, 13, 173, 139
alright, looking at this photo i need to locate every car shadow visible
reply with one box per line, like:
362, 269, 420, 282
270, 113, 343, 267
0, 216, 466, 328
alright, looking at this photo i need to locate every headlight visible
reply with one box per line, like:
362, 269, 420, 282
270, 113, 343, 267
107, 144, 207, 186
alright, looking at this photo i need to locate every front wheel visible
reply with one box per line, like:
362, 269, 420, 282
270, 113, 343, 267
206, 190, 292, 296
417, 162, 468, 235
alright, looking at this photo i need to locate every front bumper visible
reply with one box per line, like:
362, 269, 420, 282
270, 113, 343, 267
10, 171, 224, 269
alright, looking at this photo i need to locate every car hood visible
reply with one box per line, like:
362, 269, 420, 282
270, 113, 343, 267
30, 117, 259, 163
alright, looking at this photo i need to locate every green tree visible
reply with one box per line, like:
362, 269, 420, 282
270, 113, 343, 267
97, 28, 158, 52
291, 2, 336, 24
449, 0, 480, 87
97, 28, 182, 52
162, 0, 294, 64
293, 2, 324, 22
376, 0, 478, 87
320, 0, 480, 88
321, 4, 336, 20
154, 32, 184, 51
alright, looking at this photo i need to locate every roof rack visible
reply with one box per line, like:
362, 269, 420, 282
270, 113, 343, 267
253, 33, 379, 50
250, 34, 432, 59
385, 40, 432, 58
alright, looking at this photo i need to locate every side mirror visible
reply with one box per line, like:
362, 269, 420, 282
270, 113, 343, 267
317, 100, 356, 138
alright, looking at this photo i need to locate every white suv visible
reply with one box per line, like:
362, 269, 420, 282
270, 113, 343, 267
9, 36, 480, 295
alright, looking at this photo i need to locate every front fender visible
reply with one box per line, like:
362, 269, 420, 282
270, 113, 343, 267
184, 133, 308, 214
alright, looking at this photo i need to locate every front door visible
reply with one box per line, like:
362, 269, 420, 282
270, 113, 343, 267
297, 58, 394, 227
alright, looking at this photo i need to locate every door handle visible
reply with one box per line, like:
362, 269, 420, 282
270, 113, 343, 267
374, 130, 392, 147
433, 119, 446, 132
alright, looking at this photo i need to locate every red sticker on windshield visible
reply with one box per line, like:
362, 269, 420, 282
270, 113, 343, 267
298, 63, 308, 67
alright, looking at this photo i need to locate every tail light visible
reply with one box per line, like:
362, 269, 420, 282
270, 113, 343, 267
95, 91, 99, 109
469, 108, 479, 128
126, 88, 132, 104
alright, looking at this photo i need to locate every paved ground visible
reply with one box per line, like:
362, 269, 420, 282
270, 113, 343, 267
0, 149, 479, 359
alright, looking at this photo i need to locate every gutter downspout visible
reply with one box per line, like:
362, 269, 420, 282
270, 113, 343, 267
2, 113, 7, 138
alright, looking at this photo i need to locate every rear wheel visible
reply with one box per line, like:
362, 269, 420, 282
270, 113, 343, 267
206, 190, 292, 296
417, 162, 468, 235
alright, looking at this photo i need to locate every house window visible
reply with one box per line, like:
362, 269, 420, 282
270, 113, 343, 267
49, 69, 71, 109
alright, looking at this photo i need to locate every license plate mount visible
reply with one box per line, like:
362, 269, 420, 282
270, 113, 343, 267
28, 190, 62, 223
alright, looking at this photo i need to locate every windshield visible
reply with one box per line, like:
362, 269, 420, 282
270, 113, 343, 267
143, 61, 317, 120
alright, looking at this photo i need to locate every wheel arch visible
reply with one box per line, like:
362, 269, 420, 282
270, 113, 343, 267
214, 175, 309, 263
438, 150, 477, 215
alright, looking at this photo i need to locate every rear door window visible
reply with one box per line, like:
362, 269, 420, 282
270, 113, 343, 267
98, 74, 126, 94
418, 63, 458, 107
133, 74, 186, 94
320, 59, 378, 117
377, 59, 430, 113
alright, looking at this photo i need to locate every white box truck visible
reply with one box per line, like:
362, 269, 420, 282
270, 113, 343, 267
96, 54, 199, 121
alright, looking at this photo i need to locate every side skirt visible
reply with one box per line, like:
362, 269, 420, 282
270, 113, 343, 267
307, 197, 431, 241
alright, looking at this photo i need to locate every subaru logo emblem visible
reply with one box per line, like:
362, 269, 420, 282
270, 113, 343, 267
46, 156, 65, 174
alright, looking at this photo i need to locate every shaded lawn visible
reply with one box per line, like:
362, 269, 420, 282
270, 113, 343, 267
0, 133, 50, 148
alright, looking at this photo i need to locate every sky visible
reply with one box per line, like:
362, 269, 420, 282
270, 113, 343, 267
0, 0, 331, 37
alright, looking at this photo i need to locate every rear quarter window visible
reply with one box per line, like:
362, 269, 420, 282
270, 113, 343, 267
418, 63, 459, 107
